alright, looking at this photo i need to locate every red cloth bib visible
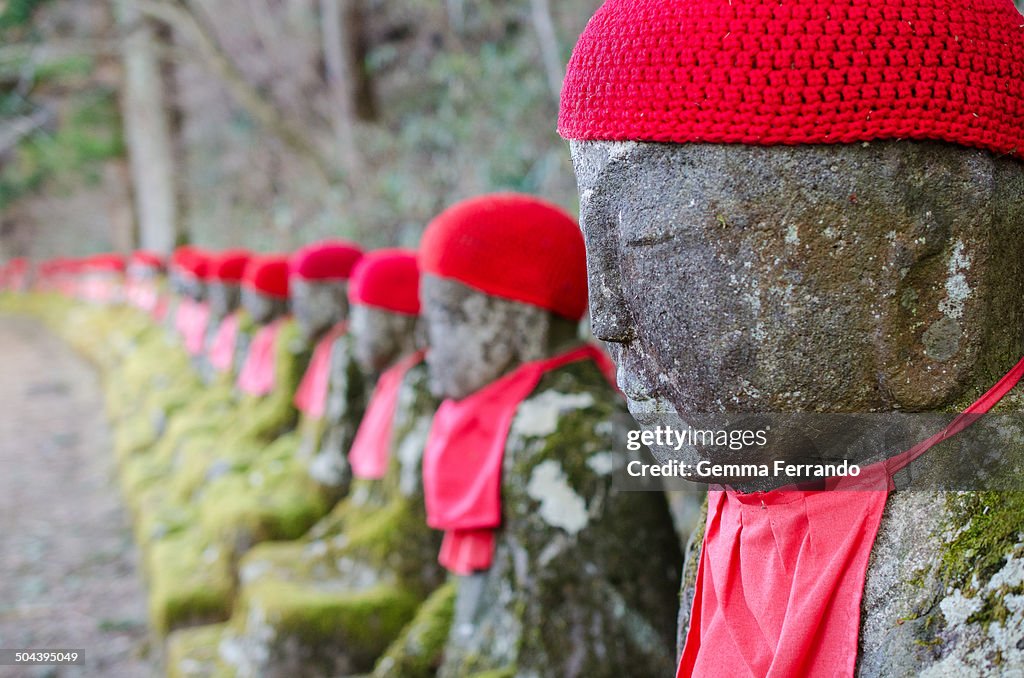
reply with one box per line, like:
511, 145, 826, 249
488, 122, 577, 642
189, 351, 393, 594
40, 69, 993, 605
678, 355, 1024, 678
236, 318, 286, 397
293, 322, 348, 418
208, 312, 241, 374
422, 344, 615, 575
349, 350, 426, 480
182, 302, 211, 357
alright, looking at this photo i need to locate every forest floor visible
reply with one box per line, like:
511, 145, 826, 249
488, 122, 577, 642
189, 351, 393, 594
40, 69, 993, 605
0, 315, 155, 677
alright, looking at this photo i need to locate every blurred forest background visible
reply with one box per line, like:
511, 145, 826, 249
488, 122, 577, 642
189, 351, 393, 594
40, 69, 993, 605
0, 0, 602, 259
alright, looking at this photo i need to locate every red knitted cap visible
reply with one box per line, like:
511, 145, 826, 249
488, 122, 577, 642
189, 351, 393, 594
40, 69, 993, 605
559, 0, 1024, 159
290, 240, 364, 281
243, 256, 290, 299
348, 249, 421, 316
86, 254, 126, 273
420, 193, 587, 321
209, 250, 252, 283
131, 251, 164, 271
171, 246, 209, 281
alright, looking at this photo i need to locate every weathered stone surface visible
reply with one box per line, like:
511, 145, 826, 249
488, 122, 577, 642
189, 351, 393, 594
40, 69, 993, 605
207, 281, 240, 324
242, 287, 288, 325
350, 304, 419, 373
571, 139, 1024, 418
421, 275, 579, 399
291, 279, 348, 344
170, 360, 441, 677
436, 360, 683, 678
571, 138, 1024, 675
311, 332, 367, 493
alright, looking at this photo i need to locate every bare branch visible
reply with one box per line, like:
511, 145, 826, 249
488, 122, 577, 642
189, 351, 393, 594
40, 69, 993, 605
0, 108, 55, 157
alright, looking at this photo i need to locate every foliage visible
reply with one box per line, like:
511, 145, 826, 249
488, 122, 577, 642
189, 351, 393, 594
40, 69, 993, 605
0, 87, 123, 211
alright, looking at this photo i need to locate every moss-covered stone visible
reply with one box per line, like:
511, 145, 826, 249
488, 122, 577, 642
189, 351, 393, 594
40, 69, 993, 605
166, 623, 233, 678
182, 361, 442, 676
147, 531, 235, 635
438, 360, 683, 678
372, 581, 456, 678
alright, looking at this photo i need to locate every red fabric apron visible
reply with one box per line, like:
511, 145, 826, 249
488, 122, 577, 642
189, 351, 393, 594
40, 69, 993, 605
422, 344, 615, 575
293, 322, 348, 418
182, 302, 211, 357
174, 298, 194, 340
208, 312, 241, 374
236, 318, 286, 397
349, 350, 426, 480
678, 355, 1024, 678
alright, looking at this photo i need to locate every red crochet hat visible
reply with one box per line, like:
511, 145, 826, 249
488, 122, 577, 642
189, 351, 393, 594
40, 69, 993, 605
290, 240, 364, 281
559, 0, 1024, 159
131, 251, 164, 271
171, 246, 209, 281
243, 255, 290, 299
209, 250, 252, 283
348, 249, 421, 316
87, 254, 126, 273
419, 193, 587, 321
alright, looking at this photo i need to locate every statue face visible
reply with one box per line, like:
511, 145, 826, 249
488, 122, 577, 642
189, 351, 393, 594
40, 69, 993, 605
349, 304, 418, 373
290, 278, 348, 342
207, 282, 240, 320
241, 287, 285, 324
421, 275, 554, 400
571, 139, 1024, 420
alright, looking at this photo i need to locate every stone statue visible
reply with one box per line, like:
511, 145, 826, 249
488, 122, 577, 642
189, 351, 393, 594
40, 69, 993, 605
560, 0, 1024, 674
417, 194, 683, 678
166, 249, 442, 678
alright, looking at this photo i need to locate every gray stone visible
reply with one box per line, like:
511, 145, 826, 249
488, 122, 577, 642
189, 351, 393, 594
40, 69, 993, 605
570, 138, 1024, 675
290, 279, 348, 344
419, 276, 683, 677
350, 304, 419, 374
207, 281, 240, 323
421, 275, 579, 400
241, 287, 288, 325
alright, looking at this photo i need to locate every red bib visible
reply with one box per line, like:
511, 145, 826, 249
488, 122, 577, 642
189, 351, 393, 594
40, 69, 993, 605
678, 355, 1024, 678
180, 301, 211, 357
236, 318, 286, 397
349, 350, 426, 480
292, 322, 347, 418
422, 344, 614, 574
208, 312, 241, 374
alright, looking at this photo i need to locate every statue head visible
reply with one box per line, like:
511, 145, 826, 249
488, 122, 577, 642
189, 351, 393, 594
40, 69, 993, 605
206, 250, 251, 321
288, 240, 363, 343
347, 249, 421, 373
170, 246, 208, 301
560, 0, 1024, 425
419, 193, 588, 400
127, 251, 164, 283
241, 255, 290, 324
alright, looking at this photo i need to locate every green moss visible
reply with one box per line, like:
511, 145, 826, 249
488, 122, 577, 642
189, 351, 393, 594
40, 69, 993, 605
242, 578, 422, 671
465, 669, 516, 678
147, 532, 234, 635
166, 623, 233, 678
936, 490, 1024, 631
372, 581, 456, 678
941, 491, 1024, 587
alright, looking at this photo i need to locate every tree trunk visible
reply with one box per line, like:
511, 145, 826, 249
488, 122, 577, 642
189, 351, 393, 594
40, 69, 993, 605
530, 0, 563, 103
319, 0, 361, 178
112, 0, 179, 253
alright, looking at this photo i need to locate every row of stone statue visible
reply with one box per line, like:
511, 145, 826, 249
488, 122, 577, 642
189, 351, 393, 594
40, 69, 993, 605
0, 193, 684, 678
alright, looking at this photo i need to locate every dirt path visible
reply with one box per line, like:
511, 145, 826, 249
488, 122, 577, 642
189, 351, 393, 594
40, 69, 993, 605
0, 314, 155, 677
